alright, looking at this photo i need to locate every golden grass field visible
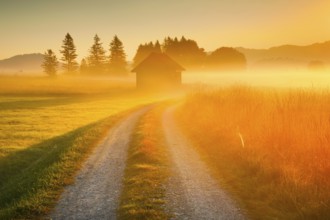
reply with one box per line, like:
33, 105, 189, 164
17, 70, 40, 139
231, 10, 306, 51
176, 86, 330, 219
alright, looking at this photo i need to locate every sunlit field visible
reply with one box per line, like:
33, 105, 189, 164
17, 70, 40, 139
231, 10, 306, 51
1, 72, 330, 219
0, 76, 171, 219
176, 86, 330, 219
3, 0, 330, 219
183, 70, 330, 88
0, 75, 135, 96
0, 76, 163, 157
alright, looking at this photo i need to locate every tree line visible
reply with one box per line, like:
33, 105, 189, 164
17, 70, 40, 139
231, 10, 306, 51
42, 33, 128, 77
43, 34, 247, 77
133, 36, 246, 71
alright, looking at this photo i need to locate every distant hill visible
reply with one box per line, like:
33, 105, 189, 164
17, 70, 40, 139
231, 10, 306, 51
236, 41, 330, 70
0, 53, 43, 74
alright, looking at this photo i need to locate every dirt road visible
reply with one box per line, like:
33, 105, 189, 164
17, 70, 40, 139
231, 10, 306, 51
51, 105, 245, 220
50, 107, 149, 220
162, 106, 245, 220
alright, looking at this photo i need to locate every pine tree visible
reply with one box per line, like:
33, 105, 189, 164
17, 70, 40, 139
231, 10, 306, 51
154, 40, 162, 53
42, 49, 58, 77
60, 33, 78, 74
132, 44, 147, 67
87, 34, 106, 74
162, 36, 206, 69
108, 35, 128, 75
133, 41, 162, 67
162, 37, 172, 52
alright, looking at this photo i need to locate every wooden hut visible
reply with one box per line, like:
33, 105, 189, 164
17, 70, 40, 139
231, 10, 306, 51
132, 53, 185, 89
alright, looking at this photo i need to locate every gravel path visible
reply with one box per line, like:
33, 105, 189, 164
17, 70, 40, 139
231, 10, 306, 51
50, 107, 149, 220
162, 106, 245, 220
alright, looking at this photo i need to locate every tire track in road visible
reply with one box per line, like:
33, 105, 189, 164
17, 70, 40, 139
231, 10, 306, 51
50, 106, 150, 220
162, 106, 245, 220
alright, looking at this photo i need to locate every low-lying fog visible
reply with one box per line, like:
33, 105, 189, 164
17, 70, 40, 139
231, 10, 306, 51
183, 70, 330, 88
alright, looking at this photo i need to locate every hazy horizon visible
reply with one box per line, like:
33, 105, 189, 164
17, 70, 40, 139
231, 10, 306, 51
1, 0, 330, 61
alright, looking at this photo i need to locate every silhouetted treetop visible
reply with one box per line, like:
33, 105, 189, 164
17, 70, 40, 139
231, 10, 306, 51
60, 33, 78, 74
208, 47, 246, 71
154, 41, 162, 53
133, 41, 162, 67
87, 34, 106, 74
133, 36, 206, 69
162, 36, 206, 69
108, 35, 128, 75
42, 49, 58, 77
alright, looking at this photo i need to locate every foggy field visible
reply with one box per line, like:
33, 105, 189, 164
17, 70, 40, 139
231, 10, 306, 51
2, 0, 330, 219
183, 71, 330, 88
1, 74, 330, 219
0, 75, 136, 95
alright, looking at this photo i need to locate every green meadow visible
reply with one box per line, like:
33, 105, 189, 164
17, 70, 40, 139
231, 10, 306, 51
0, 76, 164, 219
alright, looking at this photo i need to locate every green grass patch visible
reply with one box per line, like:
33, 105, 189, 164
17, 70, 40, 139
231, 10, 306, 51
0, 91, 163, 157
0, 76, 180, 219
0, 108, 138, 219
118, 104, 170, 220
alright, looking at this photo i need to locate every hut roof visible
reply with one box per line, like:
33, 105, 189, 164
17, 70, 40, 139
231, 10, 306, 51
132, 53, 185, 73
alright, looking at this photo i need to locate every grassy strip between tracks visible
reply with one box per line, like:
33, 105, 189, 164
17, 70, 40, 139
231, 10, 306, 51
118, 104, 170, 220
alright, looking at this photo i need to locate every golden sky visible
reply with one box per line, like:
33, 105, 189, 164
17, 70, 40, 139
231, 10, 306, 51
0, 0, 329, 61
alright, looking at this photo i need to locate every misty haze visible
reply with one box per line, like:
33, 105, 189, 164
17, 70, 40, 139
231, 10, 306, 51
1, 1, 330, 220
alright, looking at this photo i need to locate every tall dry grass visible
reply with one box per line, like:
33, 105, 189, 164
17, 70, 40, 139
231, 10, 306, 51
177, 86, 330, 219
